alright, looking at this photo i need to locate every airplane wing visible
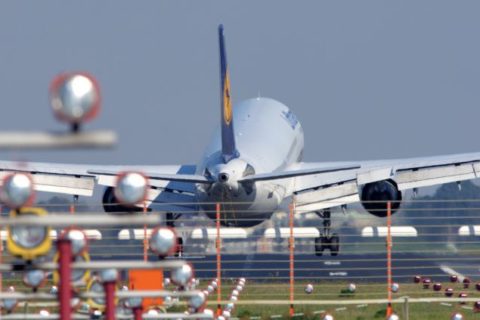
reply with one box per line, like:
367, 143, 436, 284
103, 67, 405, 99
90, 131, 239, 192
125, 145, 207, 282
282, 152, 480, 213
0, 160, 200, 210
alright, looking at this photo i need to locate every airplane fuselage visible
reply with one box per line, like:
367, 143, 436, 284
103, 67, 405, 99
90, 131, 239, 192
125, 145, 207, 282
196, 97, 304, 227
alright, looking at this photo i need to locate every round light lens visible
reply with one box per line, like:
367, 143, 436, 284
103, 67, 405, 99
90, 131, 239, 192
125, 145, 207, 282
23, 269, 46, 288
188, 291, 206, 310
11, 220, 48, 249
451, 313, 463, 320
50, 73, 100, 124
1, 173, 34, 209
170, 263, 194, 287
63, 229, 88, 256
99, 269, 118, 283
149, 228, 177, 257
305, 283, 314, 294
387, 314, 399, 320
114, 172, 148, 206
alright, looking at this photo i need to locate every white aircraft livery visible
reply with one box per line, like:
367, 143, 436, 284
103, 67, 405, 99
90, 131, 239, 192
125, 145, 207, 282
2, 25, 480, 256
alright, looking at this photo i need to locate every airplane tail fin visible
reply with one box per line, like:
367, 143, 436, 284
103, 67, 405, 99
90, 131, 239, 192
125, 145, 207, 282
219, 24, 238, 163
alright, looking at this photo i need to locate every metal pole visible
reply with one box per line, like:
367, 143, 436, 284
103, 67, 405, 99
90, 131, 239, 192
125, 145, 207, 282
215, 203, 222, 317
143, 202, 148, 262
103, 282, 116, 320
133, 307, 143, 320
403, 296, 409, 320
57, 239, 72, 320
386, 201, 393, 318
289, 201, 295, 317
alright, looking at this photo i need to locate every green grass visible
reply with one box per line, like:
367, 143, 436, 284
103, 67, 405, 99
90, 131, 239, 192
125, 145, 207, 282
214, 281, 480, 319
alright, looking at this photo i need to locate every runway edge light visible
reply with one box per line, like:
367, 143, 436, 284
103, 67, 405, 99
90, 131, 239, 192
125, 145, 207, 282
6, 207, 51, 261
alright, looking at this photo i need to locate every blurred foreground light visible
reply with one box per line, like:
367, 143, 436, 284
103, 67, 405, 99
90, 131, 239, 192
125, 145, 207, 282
225, 302, 234, 311
347, 283, 356, 293
23, 269, 46, 289
99, 269, 118, 283
2, 286, 18, 313
422, 278, 431, 289
451, 312, 463, 320
1, 173, 34, 209
222, 310, 231, 318
413, 276, 421, 283
39, 309, 50, 317
391, 283, 399, 293
50, 73, 101, 126
229, 296, 237, 302
188, 291, 206, 310
322, 314, 334, 320
149, 227, 177, 257
445, 287, 454, 297
304, 283, 314, 294
387, 314, 399, 320
114, 172, 148, 207
450, 275, 458, 283
62, 228, 88, 256
7, 207, 51, 260
433, 283, 442, 291
235, 285, 243, 292
170, 263, 194, 287
50, 286, 58, 295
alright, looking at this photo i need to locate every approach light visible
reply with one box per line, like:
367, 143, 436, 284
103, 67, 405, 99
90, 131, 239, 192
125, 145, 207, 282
61, 228, 88, 256
322, 314, 334, 320
124, 295, 143, 309
413, 276, 421, 283
164, 278, 171, 286
422, 278, 431, 289
53, 251, 91, 285
7, 207, 51, 260
347, 283, 356, 293
50, 286, 58, 294
1, 173, 35, 209
211, 280, 218, 289
50, 72, 101, 128
231, 289, 239, 297
451, 312, 464, 320
99, 269, 118, 283
86, 277, 106, 311
39, 309, 50, 317
170, 263, 194, 287
149, 227, 177, 257
217, 316, 226, 320
114, 172, 148, 207
433, 283, 442, 291
450, 275, 458, 283
225, 302, 234, 311
23, 269, 47, 289
387, 314, 399, 320
230, 296, 237, 302
206, 285, 214, 294
463, 278, 471, 288
222, 310, 231, 318
391, 283, 399, 293
445, 287, 454, 297
474, 301, 480, 312
305, 283, 314, 294
1, 286, 18, 314
235, 284, 243, 292
459, 292, 468, 304
188, 291, 206, 310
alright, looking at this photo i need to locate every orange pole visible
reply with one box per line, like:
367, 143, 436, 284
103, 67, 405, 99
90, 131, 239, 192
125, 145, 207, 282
386, 201, 393, 317
289, 201, 295, 317
143, 202, 148, 262
216, 203, 222, 317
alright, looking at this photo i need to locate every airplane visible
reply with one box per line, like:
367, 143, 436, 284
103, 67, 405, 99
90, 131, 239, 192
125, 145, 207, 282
2, 24, 480, 256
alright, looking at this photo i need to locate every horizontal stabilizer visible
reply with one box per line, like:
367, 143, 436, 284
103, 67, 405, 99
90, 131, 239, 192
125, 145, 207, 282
87, 169, 212, 184
238, 164, 360, 182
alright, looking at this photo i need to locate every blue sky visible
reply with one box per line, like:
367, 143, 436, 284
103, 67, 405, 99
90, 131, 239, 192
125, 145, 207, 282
0, 1, 479, 169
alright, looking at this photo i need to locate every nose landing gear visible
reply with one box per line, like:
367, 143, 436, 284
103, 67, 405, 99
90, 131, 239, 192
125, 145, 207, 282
314, 209, 340, 256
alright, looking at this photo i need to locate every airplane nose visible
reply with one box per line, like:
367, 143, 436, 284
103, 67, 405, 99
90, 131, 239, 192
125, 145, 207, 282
218, 172, 229, 183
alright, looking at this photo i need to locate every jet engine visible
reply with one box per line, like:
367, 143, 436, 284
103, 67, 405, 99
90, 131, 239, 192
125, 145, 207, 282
360, 180, 402, 217
102, 187, 143, 213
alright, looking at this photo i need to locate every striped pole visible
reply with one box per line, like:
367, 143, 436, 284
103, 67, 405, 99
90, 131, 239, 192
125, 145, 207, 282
216, 203, 222, 317
289, 201, 295, 317
386, 201, 393, 317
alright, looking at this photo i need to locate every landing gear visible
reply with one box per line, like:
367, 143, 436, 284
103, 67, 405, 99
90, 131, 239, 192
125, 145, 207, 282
314, 209, 340, 256
165, 212, 183, 257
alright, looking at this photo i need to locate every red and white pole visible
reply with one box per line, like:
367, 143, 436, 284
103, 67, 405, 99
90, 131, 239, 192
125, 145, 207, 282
58, 239, 72, 320
104, 281, 116, 320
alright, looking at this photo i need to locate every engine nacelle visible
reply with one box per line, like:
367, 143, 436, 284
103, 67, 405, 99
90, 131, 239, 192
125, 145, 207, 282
360, 180, 402, 217
102, 187, 143, 213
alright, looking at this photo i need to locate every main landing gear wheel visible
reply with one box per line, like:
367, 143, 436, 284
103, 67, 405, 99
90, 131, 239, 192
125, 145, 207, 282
315, 234, 340, 257
314, 209, 340, 257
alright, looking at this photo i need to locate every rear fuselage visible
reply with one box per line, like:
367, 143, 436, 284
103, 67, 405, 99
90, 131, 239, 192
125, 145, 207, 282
196, 97, 304, 227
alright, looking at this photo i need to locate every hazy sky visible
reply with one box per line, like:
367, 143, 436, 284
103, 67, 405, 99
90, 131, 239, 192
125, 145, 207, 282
0, 1, 479, 167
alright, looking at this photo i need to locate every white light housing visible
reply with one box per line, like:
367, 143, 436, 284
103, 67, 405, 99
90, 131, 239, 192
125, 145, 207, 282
170, 263, 194, 287
322, 314, 334, 320
391, 282, 399, 293
1, 173, 34, 209
188, 291, 206, 310
99, 269, 118, 283
114, 172, 148, 207
451, 313, 463, 320
348, 283, 356, 293
23, 269, 46, 288
231, 289, 239, 297
305, 283, 314, 294
149, 227, 177, 257
62, 228, 88, 256
387, 314, 399, 320
39, 309, 50, 317
50, 73, 101, 125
